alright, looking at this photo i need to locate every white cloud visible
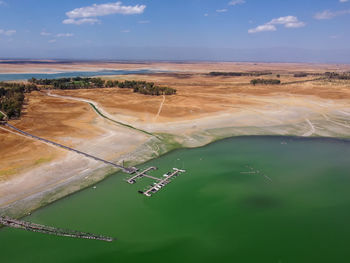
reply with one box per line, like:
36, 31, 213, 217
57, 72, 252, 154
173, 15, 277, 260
248, 24, 276, 33
56, 33, 74, 37
228, 0, 245, 6
216, 9, 228, 13
340, 0, 348, 3
204, 13, 209, 17
5, 30, 16, 36
0, 1, 6, 6
63, 1, 146, 25
248, 16, 305, 33
121, 29, 130, 33
0, 29, 16, 36
284, 21, 306, 28
268, 16, 304, 27
67, 1, 145, 18
48, 39, 56, 43
138, 20, 150, 24
314, 9, 350, 19
314, 10, 334, 19
63, 18, 100, 25
40, 31, 51, 36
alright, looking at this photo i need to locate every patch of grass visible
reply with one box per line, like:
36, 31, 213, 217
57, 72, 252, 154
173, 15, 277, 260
34, 157, 53, 166
155, 133, 182, 153
0, 168, 17, 177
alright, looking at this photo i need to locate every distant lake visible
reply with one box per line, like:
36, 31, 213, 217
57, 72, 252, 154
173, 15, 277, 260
1, 136, 350, 263
0, 69, 159, 81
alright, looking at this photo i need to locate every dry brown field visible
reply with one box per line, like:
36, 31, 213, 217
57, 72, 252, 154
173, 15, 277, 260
0, 91, 103, 179
52, 72, 350, 123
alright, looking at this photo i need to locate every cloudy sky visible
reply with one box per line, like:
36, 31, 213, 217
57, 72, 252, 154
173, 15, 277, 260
0, 0, 350, 62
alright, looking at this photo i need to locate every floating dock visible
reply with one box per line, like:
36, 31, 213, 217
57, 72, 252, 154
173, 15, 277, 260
127, 168, 186, 197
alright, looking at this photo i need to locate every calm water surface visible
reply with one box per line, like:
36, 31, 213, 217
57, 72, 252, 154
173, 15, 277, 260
0, 69, 159, 81
0, 136, 350, 263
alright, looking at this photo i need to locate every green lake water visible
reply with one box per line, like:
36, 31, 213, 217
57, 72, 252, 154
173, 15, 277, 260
1, 136, 350, 263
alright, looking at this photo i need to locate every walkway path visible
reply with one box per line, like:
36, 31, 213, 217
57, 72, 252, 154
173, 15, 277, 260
154, 95, 165, 122
46, 91, 156, 138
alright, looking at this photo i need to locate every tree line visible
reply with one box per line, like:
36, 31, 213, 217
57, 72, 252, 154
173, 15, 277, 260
294, 73, 308, 78
250, 79, 281, 85
325, 72, 350, 80
1, 77, 176, 120
29, 77, 176, 95
107, 80, 177, 95
0, 82, 38, 119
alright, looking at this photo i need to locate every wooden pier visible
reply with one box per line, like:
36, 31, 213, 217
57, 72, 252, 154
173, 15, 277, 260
0, 216, 115, 242
127, 167, 158, 184
1, 123, 138, 174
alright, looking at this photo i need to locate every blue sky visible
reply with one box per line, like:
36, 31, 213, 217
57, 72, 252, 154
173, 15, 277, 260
0, 0, 350, 62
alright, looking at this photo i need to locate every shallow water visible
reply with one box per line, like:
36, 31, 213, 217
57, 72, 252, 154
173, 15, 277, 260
0, 69, 159, 81
1, 136, 350, 263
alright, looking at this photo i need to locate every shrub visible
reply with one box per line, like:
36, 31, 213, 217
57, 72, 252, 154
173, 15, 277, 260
250, 79, 281, 85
